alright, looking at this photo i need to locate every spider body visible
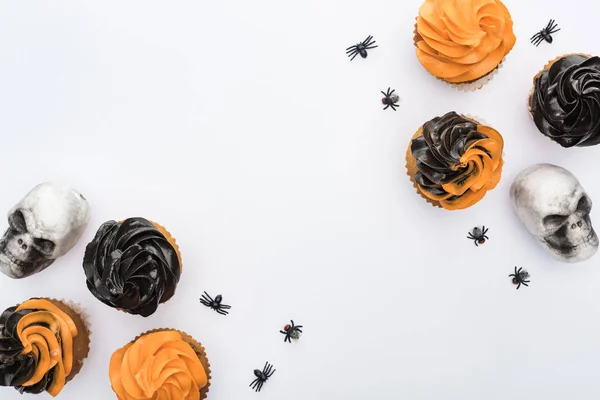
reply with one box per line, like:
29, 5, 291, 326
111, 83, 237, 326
199, 291, 231, 315
280, 320, 303, 343
509, 267, 530, 290
346, 35, 378, 61
381, 88, 399, 111
467, 226, 489, 246
249, 362, 275, 392
531, 19, 560, 46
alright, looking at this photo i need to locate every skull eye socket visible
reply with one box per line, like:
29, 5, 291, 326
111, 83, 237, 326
8, 211, 27, 233
577, 196, 592, 214
543, 214, 569, 230
34, 238, 55, 254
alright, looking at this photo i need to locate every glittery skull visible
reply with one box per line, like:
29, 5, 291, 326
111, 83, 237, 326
0, 183, 91, 278
510, 164, 598, 263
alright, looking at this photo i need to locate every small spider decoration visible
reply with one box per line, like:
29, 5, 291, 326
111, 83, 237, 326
509, 267, 530, 290
531, 19, 560, 46
346, 35, 378, 61
381, 87, 399, 111
249, 362, 276, 392
467, 226, 489, 246
199, 291, 231, 315
280, 320, 303, 343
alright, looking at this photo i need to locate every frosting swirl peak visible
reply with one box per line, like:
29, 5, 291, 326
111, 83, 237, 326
531, 54, 600, 147
415, 0, 516, 83
83, 218, 181, 317
409, 112, 504, 210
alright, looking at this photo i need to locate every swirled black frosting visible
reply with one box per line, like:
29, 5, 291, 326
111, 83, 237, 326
83, 218, 181, 317
410, 112, 504, 210
0, 307, 39, 394
531, 54, 600, 147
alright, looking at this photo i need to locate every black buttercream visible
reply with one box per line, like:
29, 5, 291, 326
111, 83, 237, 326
0, 306, 48, 394
411, 112, 488, 199
83, 218, 181, 317
531, 54, 600, 147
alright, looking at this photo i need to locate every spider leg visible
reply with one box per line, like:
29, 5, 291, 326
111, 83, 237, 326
482, 227, 488, 234
215, 308, 229, 316
364, 44, 378, 50
255, 381, 263, 392
346, 49, 359, 56
516, 282, 521, 290
202, 292, 214, 302
474, 240, 478, 247
530, 32, 542, 42
346, 44, 358, 52
266, 368, 276, 377
264, 363, 273, 374
546, 19, 554, 30
220, 304, 231, 309
280, 330, 287, 334
390, 104, 397, 111
532, 37, 544, 47
383, 104, 390, 110
349, 52, 360, 61
548, 28, 560, 34
522, 281, 530, 286
249, 379, 259, 388
362, 35, 373, 45
467, 234, 475, 239
295, 325, 303, 330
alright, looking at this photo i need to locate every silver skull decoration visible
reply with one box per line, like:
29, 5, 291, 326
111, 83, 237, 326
510, 164, 598, 263
0, 182, 91, 278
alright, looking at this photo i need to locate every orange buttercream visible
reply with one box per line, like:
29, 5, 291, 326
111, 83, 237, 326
110, 331, 208, 400
415, 0, 516, 83
14, 299, 79, 397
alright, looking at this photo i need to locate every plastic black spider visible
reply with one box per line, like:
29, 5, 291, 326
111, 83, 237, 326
249, 362, 275, 392
467, 226, 489, 246
199, 291, 231, 315
531, 19, 560, 46
509, 267, 530, 290
381, 88, 399, 111
280, 320, 303, 343
346, 35, 378, 61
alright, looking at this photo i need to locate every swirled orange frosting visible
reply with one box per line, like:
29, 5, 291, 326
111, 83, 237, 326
14, 299, 78, 396
415, 0, 516, 83
110, 331, 207, 400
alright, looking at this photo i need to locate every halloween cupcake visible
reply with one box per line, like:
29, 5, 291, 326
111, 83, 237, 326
406, 112, 504, 210
529, 54, 600, 147
83, 217, 182, 317
109, 329, 210, 400
414, 0, 516, 90
0, 298, 90, 397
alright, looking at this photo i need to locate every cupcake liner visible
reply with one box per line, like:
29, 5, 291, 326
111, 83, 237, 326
413, 20, 502, 92
149, 221, 183, 272
129, 328, 211, 400
406, 114, 502, 210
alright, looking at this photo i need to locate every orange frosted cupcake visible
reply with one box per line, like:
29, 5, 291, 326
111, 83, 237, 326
0, 298, 90, 397
414, 0, 516, 89
406, 112, 504, 210
110, 329, 210, 400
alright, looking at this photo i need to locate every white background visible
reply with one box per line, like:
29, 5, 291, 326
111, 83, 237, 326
0, 0, 599, 399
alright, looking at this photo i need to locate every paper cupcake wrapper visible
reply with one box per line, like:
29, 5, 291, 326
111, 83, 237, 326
130, 328, 212, 400
405, 114, 503, 210
413, 20, 502, 92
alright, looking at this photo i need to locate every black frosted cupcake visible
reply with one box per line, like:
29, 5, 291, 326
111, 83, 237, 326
530, 54, 600, 148
82, 217, 182, 317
